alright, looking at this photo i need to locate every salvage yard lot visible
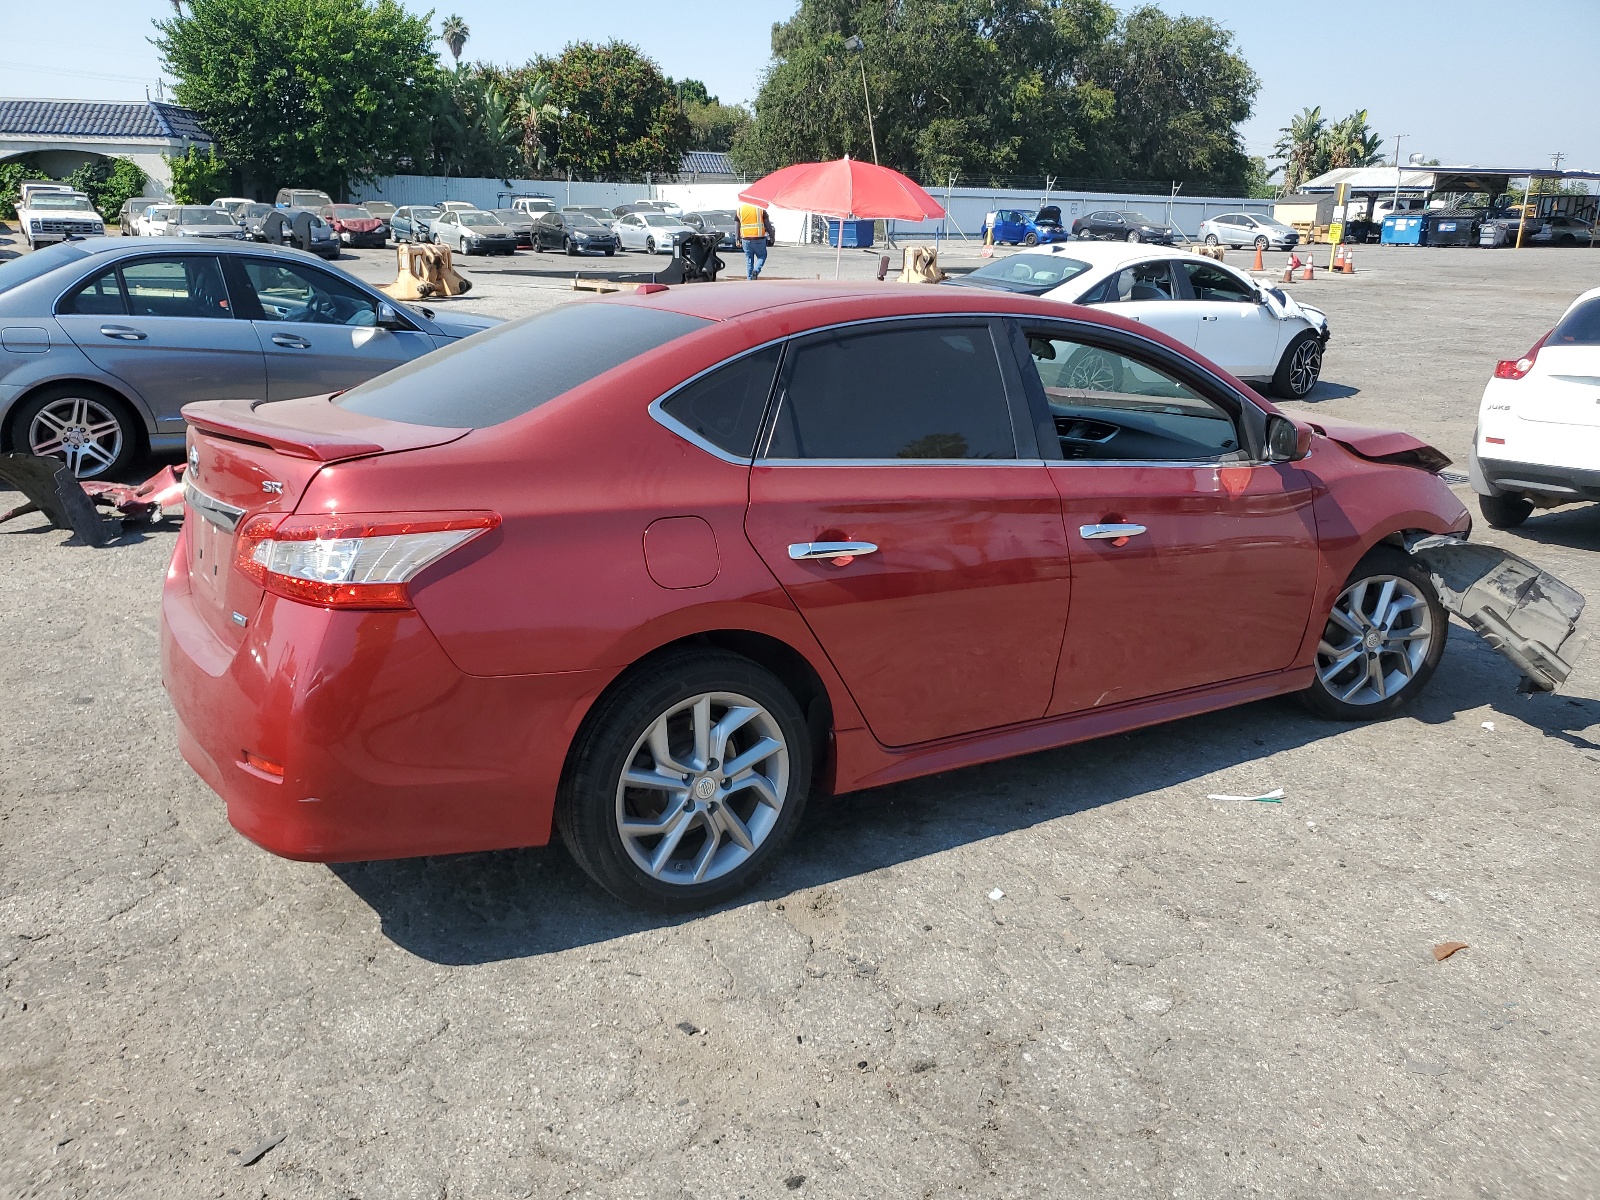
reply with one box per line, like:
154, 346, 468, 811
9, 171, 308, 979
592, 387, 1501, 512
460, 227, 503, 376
2, 241, 1597, 1199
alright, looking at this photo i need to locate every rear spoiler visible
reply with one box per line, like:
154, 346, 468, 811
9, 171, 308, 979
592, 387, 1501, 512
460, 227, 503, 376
181, 397, 468, 462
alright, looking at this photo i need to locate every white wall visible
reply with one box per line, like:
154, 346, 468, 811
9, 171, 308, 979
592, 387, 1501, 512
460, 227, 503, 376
353, 174, 652, 210
0, 137, 177, 199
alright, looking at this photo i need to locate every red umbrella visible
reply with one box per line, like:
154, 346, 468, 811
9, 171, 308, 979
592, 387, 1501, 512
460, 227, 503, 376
739, 155, 946, 277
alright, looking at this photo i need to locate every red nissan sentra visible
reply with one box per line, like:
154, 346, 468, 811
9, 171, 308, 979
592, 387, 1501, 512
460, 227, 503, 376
163, 282, 1547, 910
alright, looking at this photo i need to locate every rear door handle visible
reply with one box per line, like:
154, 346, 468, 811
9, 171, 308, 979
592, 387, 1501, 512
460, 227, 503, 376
1201, 314, 1219, 322
271, 333, 312, 348
99, 325, 147, 341
1079, 523, 1147, 540
788, 541, 878, 563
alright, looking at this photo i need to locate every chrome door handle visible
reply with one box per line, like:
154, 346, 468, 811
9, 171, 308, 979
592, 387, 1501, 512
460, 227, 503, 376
788, 541, 879, 561
1201, 314, 1218, 321
1079, 523, 1147, 540
99, 325, 147, 340
271, 333, 312, 348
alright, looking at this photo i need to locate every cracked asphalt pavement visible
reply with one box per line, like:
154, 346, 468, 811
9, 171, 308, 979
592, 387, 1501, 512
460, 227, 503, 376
2, 241, 1597, 1198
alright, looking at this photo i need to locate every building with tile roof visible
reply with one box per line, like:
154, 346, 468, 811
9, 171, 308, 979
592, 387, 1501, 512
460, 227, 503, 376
0, 99, 214, 198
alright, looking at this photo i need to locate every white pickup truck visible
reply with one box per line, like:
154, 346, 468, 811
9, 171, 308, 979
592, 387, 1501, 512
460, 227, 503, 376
15, 184, 106, 249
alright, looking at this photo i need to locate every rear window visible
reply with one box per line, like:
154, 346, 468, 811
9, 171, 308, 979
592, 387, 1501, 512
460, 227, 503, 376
335, 303, 710, 428
1551, 298, 1600, 346
946, 253, 1091, 296
0, 241, 88, 296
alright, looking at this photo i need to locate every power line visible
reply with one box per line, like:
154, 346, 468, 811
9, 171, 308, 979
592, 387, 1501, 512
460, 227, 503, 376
0, 61, 166, 86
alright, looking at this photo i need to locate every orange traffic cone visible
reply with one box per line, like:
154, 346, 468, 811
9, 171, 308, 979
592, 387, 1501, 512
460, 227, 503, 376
1332, 244, 1345, 271
1253, 244, 1264, 271
1300, 258, 1314, 281
1342, 248, 1355, 274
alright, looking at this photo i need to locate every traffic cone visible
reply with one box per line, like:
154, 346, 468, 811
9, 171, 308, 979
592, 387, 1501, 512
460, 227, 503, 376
1332, 244, 1345, 271
1342, 248, 1355, 274
1253, 244, 1264, 271
1300, 258, 1314, 281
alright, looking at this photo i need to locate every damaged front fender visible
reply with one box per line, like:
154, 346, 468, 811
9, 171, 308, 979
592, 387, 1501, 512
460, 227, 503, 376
1407, 534, 1587, 693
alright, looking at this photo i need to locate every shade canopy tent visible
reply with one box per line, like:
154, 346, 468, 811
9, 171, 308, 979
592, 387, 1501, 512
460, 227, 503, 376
739, 156, 947, 276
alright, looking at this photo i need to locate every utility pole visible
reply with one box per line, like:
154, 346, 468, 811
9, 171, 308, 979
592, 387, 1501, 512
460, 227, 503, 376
1391, 133, 1409, 216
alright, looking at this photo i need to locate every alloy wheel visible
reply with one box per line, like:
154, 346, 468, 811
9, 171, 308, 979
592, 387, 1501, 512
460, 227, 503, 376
1315, 576, 1436, 706
27, 395, 125, 479
1288, 338, 1323, 396
614, 691, 790, 887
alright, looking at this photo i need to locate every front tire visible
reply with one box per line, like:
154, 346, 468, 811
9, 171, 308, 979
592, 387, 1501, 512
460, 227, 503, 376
645, 236, 657, 254
1300, 547, 1447, 720
1271, 331, 1324, 399
1255, 235, 1270, 251
1478, 492, 1533, 528
1023, 232, 1038, 246
556, 650, 814, 911
1126, 230, 1141, 243
565, 237, 578, 256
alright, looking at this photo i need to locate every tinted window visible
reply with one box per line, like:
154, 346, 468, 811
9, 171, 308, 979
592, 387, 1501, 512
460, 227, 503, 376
337, 303, 710, 428
1096, 261, 1177, 303
241, 259, 378, 326
121, 257, 232, 319
1551, 297, 1600, 345
61, 267, 125, 315
660, 345, 782, 458
0, 241, 88, 296
1024, 332, 1241, 462
766, 322, 1016, 460
1181, 261, 1256, 303
949, 253, 1092, 296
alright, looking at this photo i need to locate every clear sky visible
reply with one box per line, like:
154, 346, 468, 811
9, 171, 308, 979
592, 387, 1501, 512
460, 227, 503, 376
6, 0, 1596, 172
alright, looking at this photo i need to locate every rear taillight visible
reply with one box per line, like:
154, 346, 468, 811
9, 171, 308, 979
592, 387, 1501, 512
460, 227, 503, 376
1494, 331, 1550, 379
235, 511, 498, 609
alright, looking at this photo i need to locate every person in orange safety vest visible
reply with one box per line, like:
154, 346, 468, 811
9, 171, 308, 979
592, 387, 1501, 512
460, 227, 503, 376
738, 201, 774, 279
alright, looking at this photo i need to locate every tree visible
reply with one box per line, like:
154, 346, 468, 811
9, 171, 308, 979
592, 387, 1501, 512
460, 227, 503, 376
1322, 110, 1383, 170
1272, 105, 1326, 194
1083, 6, 1259, 194
0, 161, 29, 221
536, 42, 690, 180
669, 78, 751, 154
166, 147, 232, 202
68, 157, 150, 218
440, 13, 468, 64
154, 0, 439, 198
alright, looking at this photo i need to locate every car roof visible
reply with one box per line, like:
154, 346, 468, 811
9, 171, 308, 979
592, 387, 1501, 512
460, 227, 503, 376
66, 236, 332, 262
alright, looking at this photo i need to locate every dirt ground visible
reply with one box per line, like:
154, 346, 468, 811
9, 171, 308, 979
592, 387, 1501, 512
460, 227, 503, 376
1, 231, 1598, 1199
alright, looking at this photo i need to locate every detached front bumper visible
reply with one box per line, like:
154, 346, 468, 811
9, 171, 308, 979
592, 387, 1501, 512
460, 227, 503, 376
159, 526, 609, 861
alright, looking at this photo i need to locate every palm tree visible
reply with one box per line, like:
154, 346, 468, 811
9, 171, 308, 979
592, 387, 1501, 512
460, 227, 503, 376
1272, 106, 1326, 194
514, 74, 562, 173
1324, 110, 1384, 170
440, 14, 469, 65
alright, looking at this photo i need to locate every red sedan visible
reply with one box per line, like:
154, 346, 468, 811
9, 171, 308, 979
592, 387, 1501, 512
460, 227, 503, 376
318, 204, 388, 248
159, 283, 1576, 910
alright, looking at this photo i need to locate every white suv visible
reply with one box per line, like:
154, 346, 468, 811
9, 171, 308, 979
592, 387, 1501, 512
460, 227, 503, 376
1471, 286, 1600, 527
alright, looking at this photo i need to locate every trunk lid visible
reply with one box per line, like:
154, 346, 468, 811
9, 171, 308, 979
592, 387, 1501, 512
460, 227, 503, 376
1521, 345, 1600, 428
180, 396, 468, 649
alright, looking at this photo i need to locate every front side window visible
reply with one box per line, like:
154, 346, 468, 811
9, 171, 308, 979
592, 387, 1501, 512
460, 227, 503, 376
765, 322, 1016, 461
1181, 261, 1256, 303
120, 256, 232, 319
660, 344, 784, 458
241, 260, 378, 326
1024, 332, 1241, 462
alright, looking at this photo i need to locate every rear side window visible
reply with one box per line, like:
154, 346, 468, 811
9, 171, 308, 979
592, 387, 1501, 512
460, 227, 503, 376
121, 257, 232, 319
61, 267, 126, 316
1551, 298, 1600, 345
659, 345, 783, 458
335, 302, 710, 428
765, 322, 1016, 460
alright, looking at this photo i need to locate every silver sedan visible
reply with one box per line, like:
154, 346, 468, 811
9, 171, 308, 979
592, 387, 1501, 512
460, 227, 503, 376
0, 239, 499, 478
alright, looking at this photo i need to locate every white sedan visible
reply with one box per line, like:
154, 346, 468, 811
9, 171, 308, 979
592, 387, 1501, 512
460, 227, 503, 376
948, 242, 1331, 398
615, 211, 696, 254
1470, 286, 1600, 527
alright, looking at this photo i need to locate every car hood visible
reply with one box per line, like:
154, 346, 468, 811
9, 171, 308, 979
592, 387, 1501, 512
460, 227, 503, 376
423, 311, 502, 340
1305, 414, 1450, 471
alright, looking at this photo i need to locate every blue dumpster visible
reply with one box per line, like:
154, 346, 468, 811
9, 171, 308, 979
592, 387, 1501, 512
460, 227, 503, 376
1381, 214, 1426, 245
826, 218, 875, 248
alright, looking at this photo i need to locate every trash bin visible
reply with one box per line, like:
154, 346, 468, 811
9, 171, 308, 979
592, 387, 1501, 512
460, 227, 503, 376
1425, 214, 1477, 247
826, 218, 875, 248
1381, 215, 1426, 245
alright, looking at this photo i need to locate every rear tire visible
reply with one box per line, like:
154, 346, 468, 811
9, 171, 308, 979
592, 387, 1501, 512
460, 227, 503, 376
556, 650, 813, 912
1270, 331, 1324, 399
1300, 547, 1447, 720
1478, 491, 1533, 528
1203, 233, 1219, 245
9, 383, 140, 480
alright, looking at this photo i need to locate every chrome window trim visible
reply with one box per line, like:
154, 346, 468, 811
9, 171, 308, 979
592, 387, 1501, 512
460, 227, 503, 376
1042, 456, 1260, 469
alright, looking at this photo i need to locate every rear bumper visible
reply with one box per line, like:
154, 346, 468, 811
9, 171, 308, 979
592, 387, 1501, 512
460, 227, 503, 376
159, 527, 610, 861
1477, 455, 1600, 501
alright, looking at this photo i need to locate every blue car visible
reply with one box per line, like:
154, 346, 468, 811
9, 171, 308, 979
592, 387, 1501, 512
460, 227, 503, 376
981, 205, 1067, 246
391, 205, 443, 244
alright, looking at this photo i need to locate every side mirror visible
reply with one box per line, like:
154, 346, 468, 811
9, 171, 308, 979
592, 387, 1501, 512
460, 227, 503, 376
1266, 415, 1312, 462
376, 301, 404, 331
